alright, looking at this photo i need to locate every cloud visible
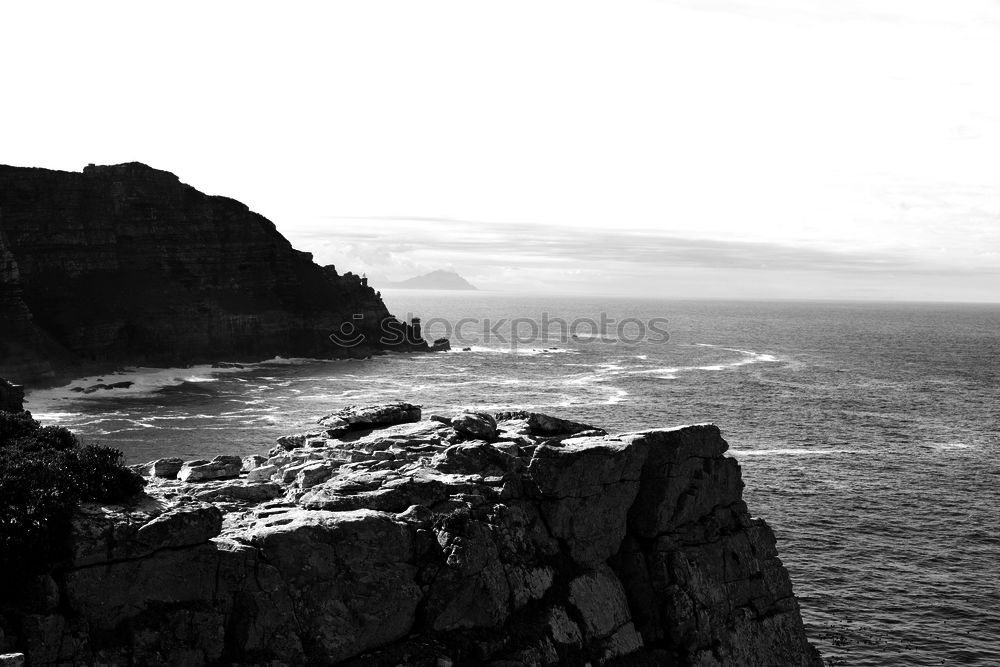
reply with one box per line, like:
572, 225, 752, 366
292, 216, 996, 278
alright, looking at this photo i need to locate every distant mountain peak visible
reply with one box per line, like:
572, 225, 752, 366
383, 270, 478, 291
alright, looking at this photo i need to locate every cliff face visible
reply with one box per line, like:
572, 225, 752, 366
0, 377, 24, 413
0, 407, 822, 666
0, 163, 425, 383
0, 230, 64, 382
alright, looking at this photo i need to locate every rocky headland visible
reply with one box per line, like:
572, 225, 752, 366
0, 163, 445, 385
0, 404, 823, 666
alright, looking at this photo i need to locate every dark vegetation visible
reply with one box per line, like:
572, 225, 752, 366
0, 411, 145, 577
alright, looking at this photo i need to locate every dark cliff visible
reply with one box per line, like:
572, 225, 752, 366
0, 163, 428, 384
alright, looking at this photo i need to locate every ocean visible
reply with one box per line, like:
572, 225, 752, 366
25, 294, 1000, 666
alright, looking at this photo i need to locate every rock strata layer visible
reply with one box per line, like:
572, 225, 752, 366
0, 405, 823, 666
0, 163, 436, 384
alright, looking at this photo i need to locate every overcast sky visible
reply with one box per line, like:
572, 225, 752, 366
2, 0, 999, 301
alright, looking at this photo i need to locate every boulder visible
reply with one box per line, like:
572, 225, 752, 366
274, 431, 326, 451
135, 502, 223, 551
495, 410, 604, 437
146, 457, 184, 479
279, 461, 316, 484
177, 455, 243, 482
450, 412, 498, 441
193, 481, 283, 503
241, 454, 268, 471
318, 402, 422, 434
294, 462, 335, 489
246, 464, 279, 482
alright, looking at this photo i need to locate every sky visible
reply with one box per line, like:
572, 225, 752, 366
2, 0, 999, 301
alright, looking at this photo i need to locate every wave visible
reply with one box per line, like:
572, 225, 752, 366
693, 343, 779, 364
926, 442, 971, 451
597, 363, 626, 371
457, 345, 578, 356
564, 372, 607, 386
604, 388, 629, 405
29, 411, 84, 421
254, 356, 342, 365
567, 332, 626, 342
730, 448, 851, 457
637, 345, 779, 378
143, 413, 224, 421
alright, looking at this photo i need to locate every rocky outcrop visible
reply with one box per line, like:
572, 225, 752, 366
0, 378, 23, 413
0, 406, 823, 666
0, 163, 439, 384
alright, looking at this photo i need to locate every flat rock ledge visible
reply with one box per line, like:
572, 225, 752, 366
0, 403, 823, 666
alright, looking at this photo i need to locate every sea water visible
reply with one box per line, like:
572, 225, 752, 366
25, 294, 1000, 666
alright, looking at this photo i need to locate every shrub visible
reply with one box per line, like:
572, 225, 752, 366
22, 425, 81, 452
0, 411, 146, 577
0, 411, 41, 443
74, 445, 146, 502
0, 446, 78, 573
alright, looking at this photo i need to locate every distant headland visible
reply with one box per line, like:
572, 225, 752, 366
382, 269, 478, 291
